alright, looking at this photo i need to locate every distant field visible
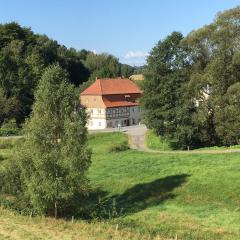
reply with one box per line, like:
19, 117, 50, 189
1, 133, 240, 239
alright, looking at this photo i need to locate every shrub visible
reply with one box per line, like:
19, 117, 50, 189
146, 130, 172, 150
0, 119, 21, 136
109, 140, 129, 152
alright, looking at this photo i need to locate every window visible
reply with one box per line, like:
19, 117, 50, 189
125, 95, 130, 101
132, 107, 134, 112
86, 98, 89, 104
90, 109, 93, 114
90, 121, 93, 126
98, 122, 101, 126
98, 109, 101, 114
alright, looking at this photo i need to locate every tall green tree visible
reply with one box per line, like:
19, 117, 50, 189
0, 88, 19, 125
143, 7, 240, 148
141, 32, 193, 148
84, 52, 120, 80
0, 22, 90, 125
18, 64, 91, 217
182, 7, 240, 146
215, 82, 240, 145
120, 64, 135, 78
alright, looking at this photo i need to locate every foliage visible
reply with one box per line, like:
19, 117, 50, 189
0, 119, 21, 136
0, 137, 22, 149
120, 64, 135, 77
143, 7, 240, 148
109, 140, 129, 152
1, 65, 92, 217
0, 88, 18, 126
141, 32, 195, 149
215, 82, 240, 145
84, 53, 120, 80
0, 22, 89, 124
0, 22, 135, 125
1, 132, 240, 239
146, 130, 172, 150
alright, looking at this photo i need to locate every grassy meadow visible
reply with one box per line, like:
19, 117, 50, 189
0, 133, 240, 239
146, 129, 240, 151
146, 130, 172, 150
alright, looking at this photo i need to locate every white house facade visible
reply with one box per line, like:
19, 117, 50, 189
80, 78, 142, 130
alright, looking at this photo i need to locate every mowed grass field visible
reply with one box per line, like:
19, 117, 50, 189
0, 133, 240, 239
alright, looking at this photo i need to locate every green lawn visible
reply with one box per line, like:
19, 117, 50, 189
146, 129, 240, 151
89, 133, 240, 240
1, 133, 240, 239
146, 129, 173, 150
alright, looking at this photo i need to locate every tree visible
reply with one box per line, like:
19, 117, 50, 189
215, 82, 240, 145
120, 64, 134, 78
18, 64, 91, 217
84, 52, 120, 80
181, 7, 240, 146
0, 22, 90, 125
141, 32, 192, 148
143, 7, 240, 149
0, 88, 19, 125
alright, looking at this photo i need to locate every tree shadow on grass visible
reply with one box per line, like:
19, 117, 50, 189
85, 174, 189, 219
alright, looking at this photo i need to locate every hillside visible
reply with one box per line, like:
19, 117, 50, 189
0, 207, 163, 240
0, 133, 240, 239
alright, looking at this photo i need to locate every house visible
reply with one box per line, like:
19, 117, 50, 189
80, 78, 142, 130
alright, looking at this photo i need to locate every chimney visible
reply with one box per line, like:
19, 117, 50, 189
96, 77, 98, 81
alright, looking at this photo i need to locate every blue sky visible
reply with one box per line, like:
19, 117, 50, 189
1, 0, 240, 66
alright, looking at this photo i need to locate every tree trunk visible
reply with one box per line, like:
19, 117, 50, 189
54, 201, 58, 218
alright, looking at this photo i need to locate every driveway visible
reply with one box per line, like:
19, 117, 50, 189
123, 125, 148, 150
89, 124, 148, 150
89, 125, 240, 154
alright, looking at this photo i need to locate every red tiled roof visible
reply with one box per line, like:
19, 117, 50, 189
102, 94, 141, 107
81, 78, 142, 95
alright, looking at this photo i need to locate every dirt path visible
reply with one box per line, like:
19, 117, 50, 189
2, 127, 240, 154
125, 125, 240, 154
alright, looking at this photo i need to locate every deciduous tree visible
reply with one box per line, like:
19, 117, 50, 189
18, 64, 91, 217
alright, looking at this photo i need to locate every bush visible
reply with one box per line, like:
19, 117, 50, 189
0, 119, 21, 136
109, 140, 129, 152
146, 130, 172, 150
0, 138, 23, 149
0, 157, 22, 195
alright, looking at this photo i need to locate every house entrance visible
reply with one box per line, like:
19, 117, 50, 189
124, 119, 130, 126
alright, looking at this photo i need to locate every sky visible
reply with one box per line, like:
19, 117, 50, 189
1, 0, 240, 66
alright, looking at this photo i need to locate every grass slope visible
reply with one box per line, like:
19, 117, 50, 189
89, 133, 240, 239
1, 133, 240, 239
146, 129, 240, 151
0, 207, 163, 240
146, 130, 172, 150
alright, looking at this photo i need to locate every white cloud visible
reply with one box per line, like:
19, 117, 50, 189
122, 50, 148, 66
124, 50, 148, 59
91, 49, 97, 54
